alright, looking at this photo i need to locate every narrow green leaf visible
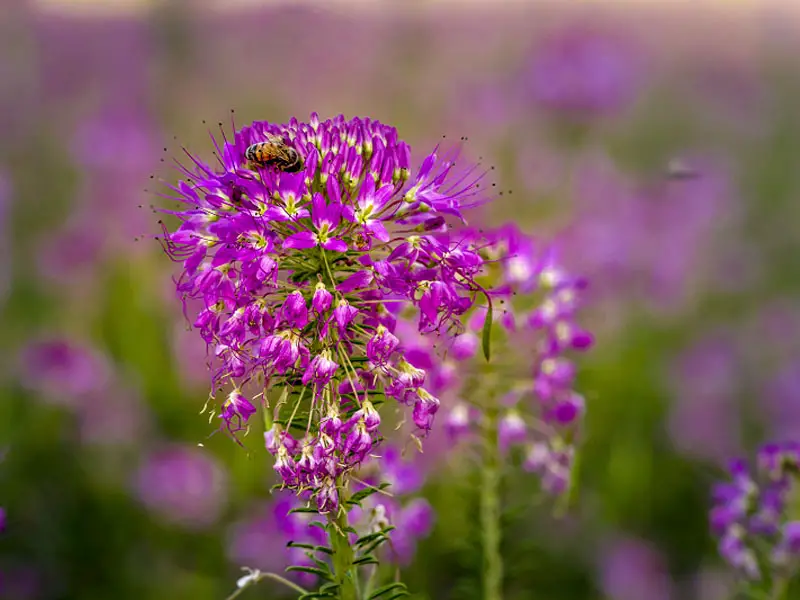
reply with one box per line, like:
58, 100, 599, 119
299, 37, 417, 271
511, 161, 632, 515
368, 582, 409, 599
356, 526, 394, 547
308, 520, 327, 531
354, 531, 387, 548
353, 555, 379, 566
298, 593, 336, 600
318, 582, 341, 593
287, 542, 315, 550
481, 304, 493, 362
305, 553, 330, 571
347, 482, 392, 506
285, 566, 332, 580
288, 507, 319, 515
359, 536, 389, 557
358, 529, 395, 556
385, 593, 411, 599
314, 545, 334, 555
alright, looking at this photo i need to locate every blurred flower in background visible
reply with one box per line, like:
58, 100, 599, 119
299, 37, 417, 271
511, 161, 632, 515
522, 25, 644, 119
19, 338, 112, 407
667, 332, 742, 464
599, 536, 674, 600
134, 445, 228, 530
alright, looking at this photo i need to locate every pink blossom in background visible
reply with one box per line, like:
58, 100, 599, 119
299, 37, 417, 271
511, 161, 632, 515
226, 503, 296, 576
644, 156, 735, 311
18, 338, 112, 407
667, 333, 741, 463
523, 25, 645, 118
600, 536, 674, 600
564, 152, 736, 318
36, 214, 104, 285
134, 446, 227, 530
70, 105, 160, 253
33, 14, 152, 105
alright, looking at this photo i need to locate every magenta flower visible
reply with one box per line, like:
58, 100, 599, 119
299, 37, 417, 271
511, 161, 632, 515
311, 281, 333, 315
302, 351, 339, 388
220, 389, 257, 434
367, 325, 400, 366
282, 291, 309, 329
353, 176, 393, 243
711, 442, 800, 581
284, 193, 348, 252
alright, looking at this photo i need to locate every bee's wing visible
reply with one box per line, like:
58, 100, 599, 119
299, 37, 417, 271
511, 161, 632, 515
264, 133, 285, 143
665, 158, 699, 180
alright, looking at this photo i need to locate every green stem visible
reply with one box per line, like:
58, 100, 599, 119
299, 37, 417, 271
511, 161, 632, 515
771, 578, 789, 600
328, 489, 359, 600
480, 404, 503, 600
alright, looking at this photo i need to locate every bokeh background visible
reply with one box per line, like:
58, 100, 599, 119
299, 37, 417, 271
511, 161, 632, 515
3, 0, 800, 598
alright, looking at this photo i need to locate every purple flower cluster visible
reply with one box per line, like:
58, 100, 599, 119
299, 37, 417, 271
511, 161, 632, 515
160, 114, 491, 512
711, 442, 800, 580
414, 224, 593, 495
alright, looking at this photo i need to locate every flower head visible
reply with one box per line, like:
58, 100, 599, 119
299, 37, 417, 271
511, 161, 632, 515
711, 441, 800, 581
158, 113, 491, 504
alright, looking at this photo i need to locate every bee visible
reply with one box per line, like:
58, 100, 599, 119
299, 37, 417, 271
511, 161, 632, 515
664, 158, 699, 180
245, 134, 304, 173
